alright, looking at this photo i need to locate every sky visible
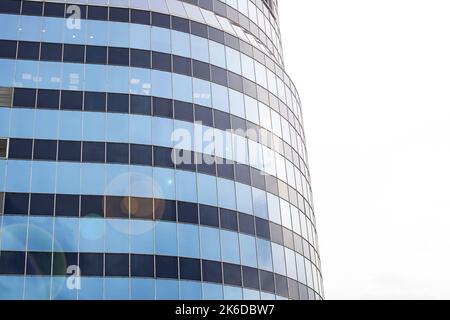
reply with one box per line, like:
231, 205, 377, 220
278, 0, 450, 299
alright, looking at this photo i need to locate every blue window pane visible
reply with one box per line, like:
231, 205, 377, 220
173, 74, 193, 103
191, 35, 209, 62
79, 277, 103, 300
176, 171, 197, 203
28, 216, 54, 251
173, 120, 194, 151
223, 286, 243, 300
229, 90, 245, 118
56, 163, 81, 194
18, 16, 42, 41
172, 30, 190, 57
34, 110, 58, 139
226, 47, 241, 74
130, 24, 151, 50
202, 283, 223, 300
155, 221, 177, 256
81, 164, 105, 195
193, 78, 211, 107
131, 278, 154, 300
38, 61, 62, 90
108, 22, 129, 47
129, 166, 153, 198
243, 289, 260, 300
51, 277, 78, 300
106, 113, 129, 143
0, 15, 19, 40
178, 224, 200, 258
62, 63, 84, 91
199, 226, 221, 261
209, 41, 226, 68
6, 160, 31, 193
85, 65, 107, 92
79, 218, 105, 252
261, 292, 276, 300
24, 277, 51, 300
156, 279, 178, 300
86, 20, 108, 46
272, 243, 286, 275
129, 115, 151, 144
217, 178, 236, 210
152, 70, 172, 99
152, 117, 173, 148
267, 193, 281, 224
0, 109, 10, 137
257, 239, 273, 272
1, 215, 28, 251
197, 174, 217, 206
241, 54, 255, 81
0, 60, 15, 87
153, 167, 175, 200
239, 234, 257, 268
130, 220, 154, 254
130, 67, 151, 95
211, 83, 229, 112
83, 112, 106, 141
59, 110, 82, 140
285, 249, 297, 280
108, 66, 129, 94
180, 281, 202, 300
105, 219, 129, 253
10, 108, 34, 138
296, 254, 307, 284
221, 230, 240, 264
0, 276, 24, 300
0, 161, 5, 191
151, 27, 171, 53
42, 17, 64, 43
53, 217, 79, 252
105, 278, 129, 300
105, 164, 129, 196
252, 188, 268, 219
235, 183, 253, 215
64, 17, 86, 44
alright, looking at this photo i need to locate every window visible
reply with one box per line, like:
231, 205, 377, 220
87, 6, 108, 20
275, 274, 289, 297
213, 110, 231, 131
131, 49, 151, 69
105, 196, 129, 219
0, 251, 25, 274
108, 47, 129, 66
0, 40, 17, 58
235, 164, 251, 185
37, 89, 59, 109
153, 97, 173, 118
255, 217, 271, 240
131, 9, 150, 25
58, 141, 81, 162
79, 253, 103, 276
152, 52, 172, 72
84, 91, 106, 112
211, 66, 228, 86
202, 260, 222, 283
105, 254, 129, 277
174, 101, 194, 122
8, 138, 32, 159
130, 144, 152, 166
152, 12, 170, 28
44, 2, 65, 17
194, 105, 213, 127
106, 143, 129, 164
199, 204, 219, 227
269, 222, 284, 245
86, 46, 107, 64
82, 142, 105, 163
220, 209, 238, 231
13, 88, 36, 108
130, 95, 151, 115
131, 254, 154, 277
0, 0, 21, 14
172, 16, 190, 33
30, 193, 54, 216
63, 44, 85, 63
26, 252, 52, 275
0, 192, 4, 214
33, 139, 57, 160
223, 263, 242, 286
177, 201, 198, 224
80, 195, 104, 217
155, 255, 178, 279
61, 90, 83, 110
109, 7, 129, 23
239, 213, 255, 235
153, 146, 174, 168
0, 138, 7, 158
154, 199, 176, 221
4, 193, 29, 215
192, 60, 210, 81
172, 55, 192, 76
260, 270, 275, 293
107, 93, 129, 113
243, 266, 260, 290
179, 257, 201, 281
55, 194, 79, 217
18, 41, 40, 60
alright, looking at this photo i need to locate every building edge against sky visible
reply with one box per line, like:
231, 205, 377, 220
0, 0, 323, 300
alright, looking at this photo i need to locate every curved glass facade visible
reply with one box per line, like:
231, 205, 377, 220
0, 0, 323, 300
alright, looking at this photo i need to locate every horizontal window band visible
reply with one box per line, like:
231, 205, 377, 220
0, 191, 319, 260
0, 250, 318, 299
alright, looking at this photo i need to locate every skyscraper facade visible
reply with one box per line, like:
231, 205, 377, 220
0, 0, 323, 300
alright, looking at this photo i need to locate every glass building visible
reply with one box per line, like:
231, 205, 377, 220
0, 0, 323, 300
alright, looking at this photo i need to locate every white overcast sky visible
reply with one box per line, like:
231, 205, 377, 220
279, 0, 450, 299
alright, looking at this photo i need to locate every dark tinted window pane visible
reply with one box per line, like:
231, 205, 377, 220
153, 146, 174, 168
44, 2, 65, 17
172, 55, 192, 76
0, 251, 25, 275
58, 141, 81, 162
152, 12, 170, 28
154, 199, 176, 221
41, 42, 63, 61
108, 47, 129, 66
243, 79, 257, 98
130, 197, 153, 220
105, 254, 129, 276
265, 175, 278, 195
202, 260, 222, 283
88, 6, 108, 20
153, 97, 173, 118
288, 279, 300, 300
174, 150, 196, 172
61, 90, 83, 110
194, 105, 213, 127
130, 95, 151, 115
223, 263, 242, 286
275, 274, 289, 297
270, 223, 284, 245
107, 93, 129, 113
196, 153, 216, 175
0, 0, 21, 14
231, 115, 247, 132
211, 65, 228, 86
84, 91, 106, 112
55, 194, 79, 217
105, 196, 129, 219
208, 27, 225, 44
30, 193, 54, 216
152, 52, 171, 72
251, 168, 266, 190
66, 4, 86, 19
0, 40, 17, 58
260, 270, 275, 293
131, 9, 150, 25
109, 7, 129, 22
106, 143, 129, 164
86, 46, 107, 64
22, 1, 43, 15
243, 266, 260, 290
82, 142, 105, 163
81, 195, 104, 217
155, 256, 178, 279
199, 204, 219, 227
130, 144, 152, 166
79, 253, 103, 276
239, 213, 255, 235
179, 257, 201, 281
53, 252, 78, 276
228, 72, 243, 92
130, 49, 151, 68
199, 0, 213, 10
283, 227, 295, 250
17, 41, 40, 60
8, 138, 32, 159
213, 110, 231, 131
4, 193, 29, 215
33, 139, 57, 160
220, 209, 238, 231
235, 164, 251, 185
174, 101, 193, 121
192, 60, 210, 81
131, 254, 154, 277
177, 201, 198, 224
217, 161, 234, 179
63, 44, 85, 63
172, 16, 190, 32
37, 89, 59, 109
26, 252, 52, 275
191, 21, 207, 37
255, 217, 271, 240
